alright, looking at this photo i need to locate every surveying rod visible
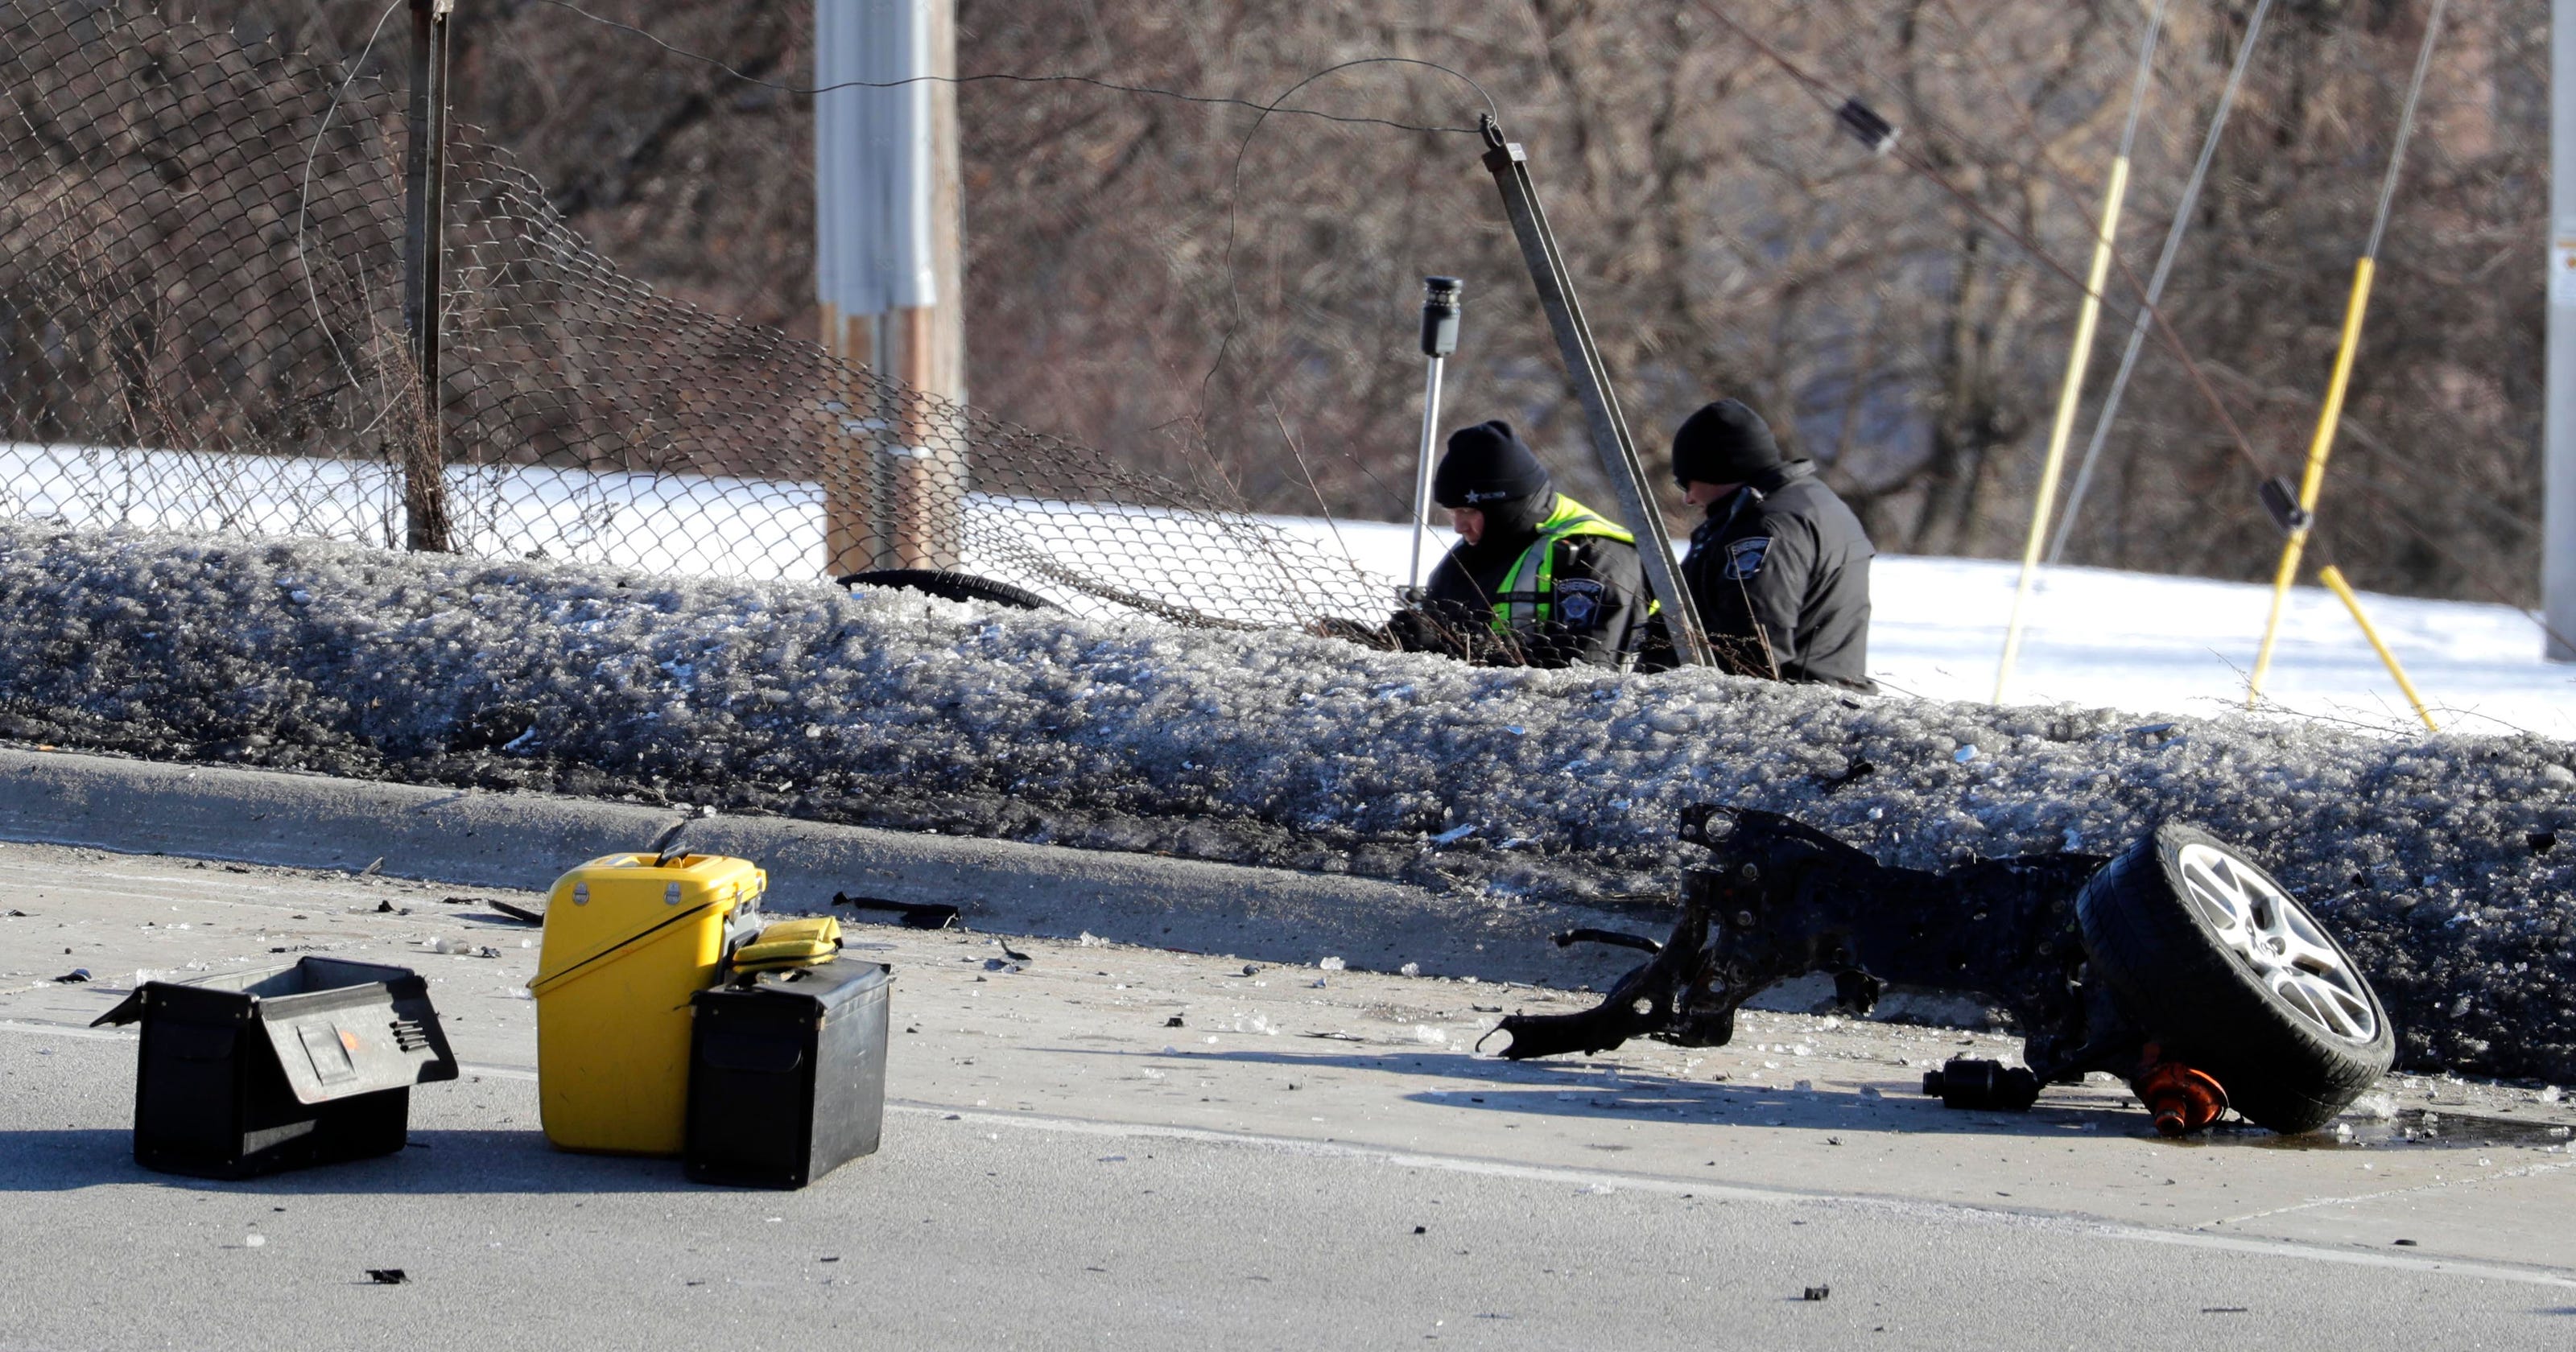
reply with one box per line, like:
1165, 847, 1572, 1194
1409, 277, 1463, 596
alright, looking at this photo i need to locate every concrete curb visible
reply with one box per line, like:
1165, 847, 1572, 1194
0, 747, 1642, 987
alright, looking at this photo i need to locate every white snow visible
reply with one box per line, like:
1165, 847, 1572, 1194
0, 442, 1369, 628
1272, 516, 2575, 740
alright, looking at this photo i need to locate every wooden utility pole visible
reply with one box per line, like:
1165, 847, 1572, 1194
815, 0, 964, 577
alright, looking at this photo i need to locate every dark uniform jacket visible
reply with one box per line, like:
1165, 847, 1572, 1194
1679, 460, 1875, 690
1401, 495, 1653, 670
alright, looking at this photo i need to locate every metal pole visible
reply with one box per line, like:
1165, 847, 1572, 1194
1992, 155, 2129, 703
2250, 0, 2449, 703
2049, 0, 2276, 566
2246, 255, 2376, 704
2318, 566, 2438, 731
1477, 116, 1712, 667
2551, 0, 2576, 661
1410, 277, 1461, 595
398, 0, 453, 552
1409, 358, 1445, 592
1992, 0, 2165, 701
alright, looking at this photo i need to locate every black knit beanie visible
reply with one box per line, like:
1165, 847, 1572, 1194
1433, 419, 1552, 509
1670, 399, 1784, 486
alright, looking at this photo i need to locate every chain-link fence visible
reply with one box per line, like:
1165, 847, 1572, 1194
1, 1, 1394, 630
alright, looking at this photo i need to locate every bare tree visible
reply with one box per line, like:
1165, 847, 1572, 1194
105, 0, 2560, 604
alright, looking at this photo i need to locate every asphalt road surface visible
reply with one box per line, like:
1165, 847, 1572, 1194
3, 842, 2573, 1350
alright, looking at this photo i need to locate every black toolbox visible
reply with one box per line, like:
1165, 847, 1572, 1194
685, 960, 890, 1189
92, 957, 459, 1179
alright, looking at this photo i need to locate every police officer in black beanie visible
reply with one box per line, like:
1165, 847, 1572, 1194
1670, 398, 1876, 690
1390, 419, 1653, 669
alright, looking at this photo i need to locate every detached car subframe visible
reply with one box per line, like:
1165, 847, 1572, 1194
1488, 806, 2394, 1136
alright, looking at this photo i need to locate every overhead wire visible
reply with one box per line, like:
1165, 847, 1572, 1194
1906, 0, 2545, 644
1687, 0, 2276, 489
1989, 0, 2170, 704
1918, 0, 2549, 695
525, 0, 1505, 517
1697, 0, 2559, 695
1917, 0, 2533, 648
453, 0, 2252, 487
2244, 0, 2454, 722
2048, 0, 2280, 564
292, 0, 407, 395
1199, 56, 1502, 401
430, 0, 2550, 661
526, 0, 1489, 138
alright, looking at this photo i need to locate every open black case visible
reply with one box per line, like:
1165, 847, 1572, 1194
94, 957, 460, 1178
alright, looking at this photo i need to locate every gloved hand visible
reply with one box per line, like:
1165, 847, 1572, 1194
1389, 606, 1465, 657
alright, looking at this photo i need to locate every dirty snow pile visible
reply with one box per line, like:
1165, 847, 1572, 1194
1, 525, 2571, 1082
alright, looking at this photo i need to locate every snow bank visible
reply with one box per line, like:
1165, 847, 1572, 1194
2, 524, 2570, 1081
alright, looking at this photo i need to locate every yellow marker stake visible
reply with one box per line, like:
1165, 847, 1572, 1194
1995, 157, 2130, 703
2318, 565, 2438, 732
2247, 257, 2375, 707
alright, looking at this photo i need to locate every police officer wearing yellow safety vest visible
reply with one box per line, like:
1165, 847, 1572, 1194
1390, 419, 1654, 670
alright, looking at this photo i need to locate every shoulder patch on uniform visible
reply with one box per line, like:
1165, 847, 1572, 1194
1723, 536, 1773, 580
1554, 577, 1607, 629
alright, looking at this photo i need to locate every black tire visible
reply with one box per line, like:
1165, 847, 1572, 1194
2076, 822, 2394, 1135
837, 568, 1051, 611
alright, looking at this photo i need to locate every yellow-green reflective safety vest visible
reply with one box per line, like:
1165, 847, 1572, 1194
1490, 494, 1637, 633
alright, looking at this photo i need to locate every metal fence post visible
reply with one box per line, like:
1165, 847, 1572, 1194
1477, 115, 1711, 666
399, 0, 453, 552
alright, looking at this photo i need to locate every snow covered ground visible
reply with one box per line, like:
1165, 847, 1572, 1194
1282, 517, 2576, 740
1875, 557, 2572, 739
10, 442, 2567, 738
6, 445, 2571, 1081
1, 521, 2570, 1084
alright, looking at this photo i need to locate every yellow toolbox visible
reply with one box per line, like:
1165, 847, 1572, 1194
528, 851, 766, 1155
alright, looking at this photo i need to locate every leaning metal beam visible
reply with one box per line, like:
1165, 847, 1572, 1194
1478, 116, 1712, 668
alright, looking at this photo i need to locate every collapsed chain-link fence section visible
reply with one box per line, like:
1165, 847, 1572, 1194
0, 1, 1393, 629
